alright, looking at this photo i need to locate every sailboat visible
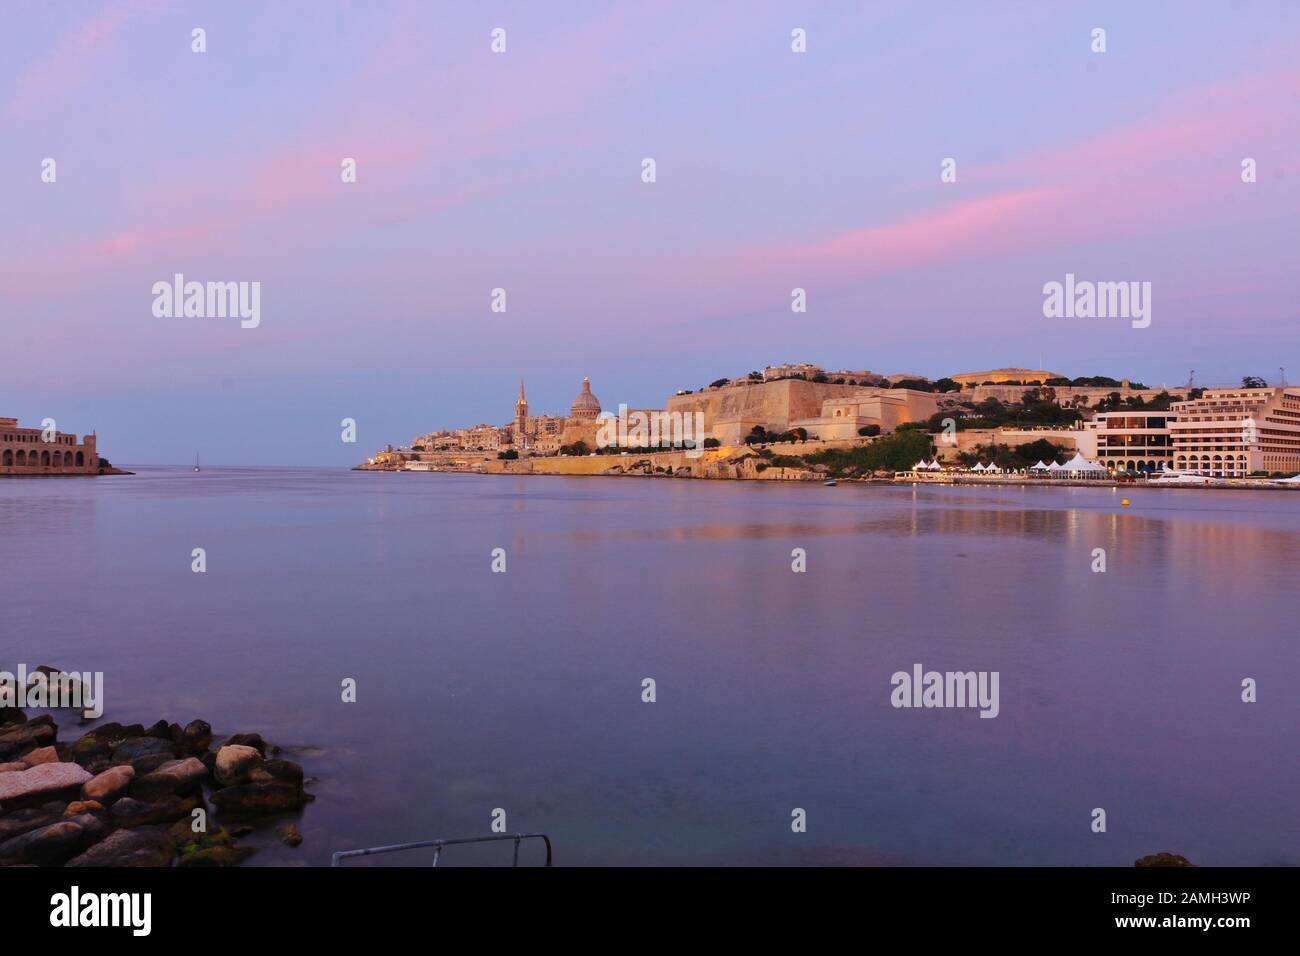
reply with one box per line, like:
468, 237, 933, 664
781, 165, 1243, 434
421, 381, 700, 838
194, 453, 201, 473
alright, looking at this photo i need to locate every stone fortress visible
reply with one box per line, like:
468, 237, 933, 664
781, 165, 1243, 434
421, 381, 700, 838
0, 418, 100, 476
395, 366, 944, 462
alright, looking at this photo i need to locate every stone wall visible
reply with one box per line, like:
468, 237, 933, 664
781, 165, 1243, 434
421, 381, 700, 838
967, 384, 1173, 406
666, 379, 937, 445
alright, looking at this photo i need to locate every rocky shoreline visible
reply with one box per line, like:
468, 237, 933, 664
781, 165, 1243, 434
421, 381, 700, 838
0, 708, 311, 867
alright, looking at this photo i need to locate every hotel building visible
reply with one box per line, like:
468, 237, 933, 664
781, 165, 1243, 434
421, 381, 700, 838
1169, 386, 1300, 476
1084, 411, 1178, 473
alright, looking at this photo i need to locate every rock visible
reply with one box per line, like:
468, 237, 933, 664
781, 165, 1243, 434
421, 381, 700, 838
0, 803, 64, 843
0, 761, 93, 812
130, 757, 207, 800
64, 800, 105, 815
67, 826, 175, 868
0, 708, 25, 727
145, 720, 172, 739
212, 758, 310, 819
110, 794, 200, 828
211, 781, 308, 819
277, 823, 303, 847
214, 745, 262, 786
1135, 852, 1195, 867
71, 722, 145, 764
0, 762, 26, 774
0, 719, 56, 760
0, 813, 106, 866
180, 720, 212, 755
169, 821, 232, 851
82, 756, 113, 776
21, 746, 59, 767
178, 843, 254, 867
129, 752, 179, 774
81, 765, 135, 804
27, 667, 96, 719
224, 733, 267, 756
110, 736, 175, 765
249, 759, 303, 787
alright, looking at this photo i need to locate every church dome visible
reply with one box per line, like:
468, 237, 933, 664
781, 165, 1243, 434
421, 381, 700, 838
570, 377, 601, 419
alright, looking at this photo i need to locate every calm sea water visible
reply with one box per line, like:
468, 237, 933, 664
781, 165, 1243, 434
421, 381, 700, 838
2, 467, 1296, 866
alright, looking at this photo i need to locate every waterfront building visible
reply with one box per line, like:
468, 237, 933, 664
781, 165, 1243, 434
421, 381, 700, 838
1169, 386, 1300, 476
0, 418, 99, 475
1083, 411, 1178, 472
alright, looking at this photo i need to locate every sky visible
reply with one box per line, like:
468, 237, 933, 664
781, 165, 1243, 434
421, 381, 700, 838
1, 0, 1297, 465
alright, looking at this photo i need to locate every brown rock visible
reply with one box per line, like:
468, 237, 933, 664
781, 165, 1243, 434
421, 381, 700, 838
63, 800, 105, 814
277, 823, 303, 847
130, 757, 207, 800
110, 794, 200, 828
0, 719, 56, 761
81, 765, 135, 804
21, 746, 59, 767
214, 745, 261, 786
211, 781, 307, 820
1135, 852, 1195, 867
224, 733, 267, 756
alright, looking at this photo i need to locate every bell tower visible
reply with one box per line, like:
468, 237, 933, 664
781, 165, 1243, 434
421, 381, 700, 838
514, 380, 529, 445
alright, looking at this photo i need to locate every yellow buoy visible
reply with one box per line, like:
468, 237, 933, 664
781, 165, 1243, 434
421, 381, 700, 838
1121, 498, 1130, 506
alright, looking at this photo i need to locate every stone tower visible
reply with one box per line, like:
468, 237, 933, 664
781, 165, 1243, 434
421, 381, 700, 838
514, 380, 529, 445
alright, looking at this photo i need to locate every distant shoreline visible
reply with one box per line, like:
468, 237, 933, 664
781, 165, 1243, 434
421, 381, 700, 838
354, 464, 1300, 492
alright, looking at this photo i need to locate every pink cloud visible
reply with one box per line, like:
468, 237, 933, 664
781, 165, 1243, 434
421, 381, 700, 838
6, 0, 165, 119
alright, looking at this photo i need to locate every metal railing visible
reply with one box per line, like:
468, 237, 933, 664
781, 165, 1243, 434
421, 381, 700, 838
331, 833, 552, 867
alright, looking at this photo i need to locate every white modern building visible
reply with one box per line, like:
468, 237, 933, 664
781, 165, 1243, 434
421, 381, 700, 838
1083, 411, 1178, 473
1169, 387, 1300, 476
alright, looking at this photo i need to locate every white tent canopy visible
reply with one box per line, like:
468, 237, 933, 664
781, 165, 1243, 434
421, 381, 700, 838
1029, 461, 1050, 471
1062, 452, 1107, 473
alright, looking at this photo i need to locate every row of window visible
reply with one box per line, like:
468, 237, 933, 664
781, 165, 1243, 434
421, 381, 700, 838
1, 449, 87, 467
0, 433, 75, 444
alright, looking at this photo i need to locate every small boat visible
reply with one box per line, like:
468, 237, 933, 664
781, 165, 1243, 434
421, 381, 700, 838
194, 453, 201, 473
823, 479, 837, 486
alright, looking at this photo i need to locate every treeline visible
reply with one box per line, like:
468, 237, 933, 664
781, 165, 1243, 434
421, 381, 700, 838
797, 430, 935, 477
